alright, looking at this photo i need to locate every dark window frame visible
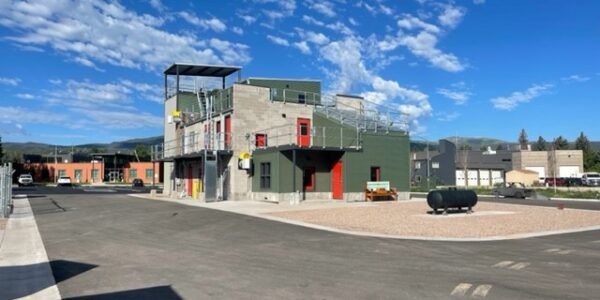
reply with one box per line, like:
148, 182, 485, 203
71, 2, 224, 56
260, 162, 271, 189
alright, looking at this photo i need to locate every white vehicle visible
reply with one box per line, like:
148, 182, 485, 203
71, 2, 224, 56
582, 173, 600, 186
57, 176, 72, 186
18, 174, 33, 186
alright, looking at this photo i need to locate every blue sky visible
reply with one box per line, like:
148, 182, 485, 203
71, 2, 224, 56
0, 0, 599, 145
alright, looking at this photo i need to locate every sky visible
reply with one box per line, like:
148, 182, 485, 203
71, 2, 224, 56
0, 0, 599, 145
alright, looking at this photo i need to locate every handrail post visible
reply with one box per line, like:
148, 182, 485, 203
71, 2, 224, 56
283, 89, 286, 104
340, 127, 343, 149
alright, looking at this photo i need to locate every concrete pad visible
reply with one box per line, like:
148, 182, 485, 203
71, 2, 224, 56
0, 197, 61, 300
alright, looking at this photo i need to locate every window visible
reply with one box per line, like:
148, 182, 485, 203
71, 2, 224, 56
298, 93, 306, 104
415, 161, 421, 169
129, 169, 137, 179
300, 124, 308, 135
91, 169, 99, 180
255, 134, 267, 147
74, 169, 82, 181
370, 166, 381, 181
260, 162, 271, 189
58, 169, 66, 177
432, 162, 440, 169
145, 169, 154, 179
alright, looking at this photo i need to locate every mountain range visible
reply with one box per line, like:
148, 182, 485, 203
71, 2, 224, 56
3, 135, 599, 157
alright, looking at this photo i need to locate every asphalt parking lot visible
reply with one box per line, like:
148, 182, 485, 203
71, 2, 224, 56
13, 184, 160, 195
23, 192, 600, 299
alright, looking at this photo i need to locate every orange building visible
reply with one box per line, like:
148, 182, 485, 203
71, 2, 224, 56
20, 161, 162, 184
22, 162, 104, 183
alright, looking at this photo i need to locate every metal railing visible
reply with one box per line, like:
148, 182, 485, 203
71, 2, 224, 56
152, 131, 232, 160
1, 163, 14, 218
251, 124, 361, 150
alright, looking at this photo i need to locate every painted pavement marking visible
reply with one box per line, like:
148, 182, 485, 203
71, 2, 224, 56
545, 248, 574, 254
451, 283, 473, 297
451, 283, 493, 298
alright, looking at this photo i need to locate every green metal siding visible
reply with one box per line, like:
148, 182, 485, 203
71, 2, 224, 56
245, 78, 321, 104
279, 150, 342, 193
251, 151, 281, 193
343, 133, 410, 193
312, 112, 360, 148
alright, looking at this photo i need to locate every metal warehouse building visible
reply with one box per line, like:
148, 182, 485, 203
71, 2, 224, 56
153, 64, 410, 203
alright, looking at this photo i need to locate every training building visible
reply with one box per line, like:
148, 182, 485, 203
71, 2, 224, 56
154, 64, 410, 202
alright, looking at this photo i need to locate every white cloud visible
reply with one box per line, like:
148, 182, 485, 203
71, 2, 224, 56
398, 31, 465, 72
267, 35, 290, 46
72, 109, 162, 129
232, 26, 244, 35
296, 29, 330, 45
437, 82, 472, 105
16, 93, 35, 99
238, 14, 256, 24
302, 15, 325, 27
293, 41, 311, 54
149, 0, 165, 12
0, 1, 250, 71
178, 12, 226, 32
561, 74, 590, 82
0, 77, 20, 86
438, 5, 466, 28
0, 106, 66, 124
308, 1, 336, 17
437, 111, 460, 122
256, 0, 296, 20
397, 15, 440, 34
491, 84, 553, 110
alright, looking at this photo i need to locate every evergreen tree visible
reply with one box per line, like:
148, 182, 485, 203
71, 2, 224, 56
575, 132, 598, 171
552, 136, 570, 150
518, 129, 528, 150
534, 136, 547, 151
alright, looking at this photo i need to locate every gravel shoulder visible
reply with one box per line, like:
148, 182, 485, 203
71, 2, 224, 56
269, 201, 600, 239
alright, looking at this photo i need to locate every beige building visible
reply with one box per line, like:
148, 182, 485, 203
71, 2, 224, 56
506, 169, 540, 186
512, 150, 583, 179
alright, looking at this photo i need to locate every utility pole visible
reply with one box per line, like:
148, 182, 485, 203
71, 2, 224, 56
54, 145, 57, 183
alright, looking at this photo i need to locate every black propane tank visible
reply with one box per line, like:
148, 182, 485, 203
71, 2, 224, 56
427, 189, 478, 215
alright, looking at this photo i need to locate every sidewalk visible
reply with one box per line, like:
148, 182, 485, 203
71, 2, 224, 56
0, 196, 61, 300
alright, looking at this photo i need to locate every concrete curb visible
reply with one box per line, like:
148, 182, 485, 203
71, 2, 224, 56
129, 193, 600, 242
0, 196, 61, 300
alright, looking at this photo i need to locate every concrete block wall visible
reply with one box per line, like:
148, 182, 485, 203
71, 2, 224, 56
229, 83, 315, 200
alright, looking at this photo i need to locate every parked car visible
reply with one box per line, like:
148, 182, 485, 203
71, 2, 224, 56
493, 182, 534, 199
565, 177, 583, 187
582, 173, 600, 186
18, 174, 33, 186
544, 177, 567, 187
132, 178, 144, 187
57, 176, 72, 186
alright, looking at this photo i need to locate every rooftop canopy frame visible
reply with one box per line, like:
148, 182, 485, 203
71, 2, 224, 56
163, 63, 242, 101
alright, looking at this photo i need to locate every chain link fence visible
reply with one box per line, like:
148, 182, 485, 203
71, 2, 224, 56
1, 163, 14, 218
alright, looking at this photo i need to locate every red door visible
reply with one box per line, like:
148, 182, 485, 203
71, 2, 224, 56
224, 115, 231, 148
297, 118, 311, 147
187, 165, 193, 196
332, 160, 343, 199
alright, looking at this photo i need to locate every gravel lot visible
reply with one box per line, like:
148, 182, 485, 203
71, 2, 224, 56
269, 201, 600, 238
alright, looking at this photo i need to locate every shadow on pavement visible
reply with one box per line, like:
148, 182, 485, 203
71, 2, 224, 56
50, 260, 98, 284
0, 260, 97, 299
63, 285, 183, 300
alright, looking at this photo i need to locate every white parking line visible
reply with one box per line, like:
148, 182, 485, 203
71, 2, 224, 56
545, 248, 574, 255
451, 283, 473, 297
492, 261, 514, 268
471, 284, 493, 298
508, 262, 530, 270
